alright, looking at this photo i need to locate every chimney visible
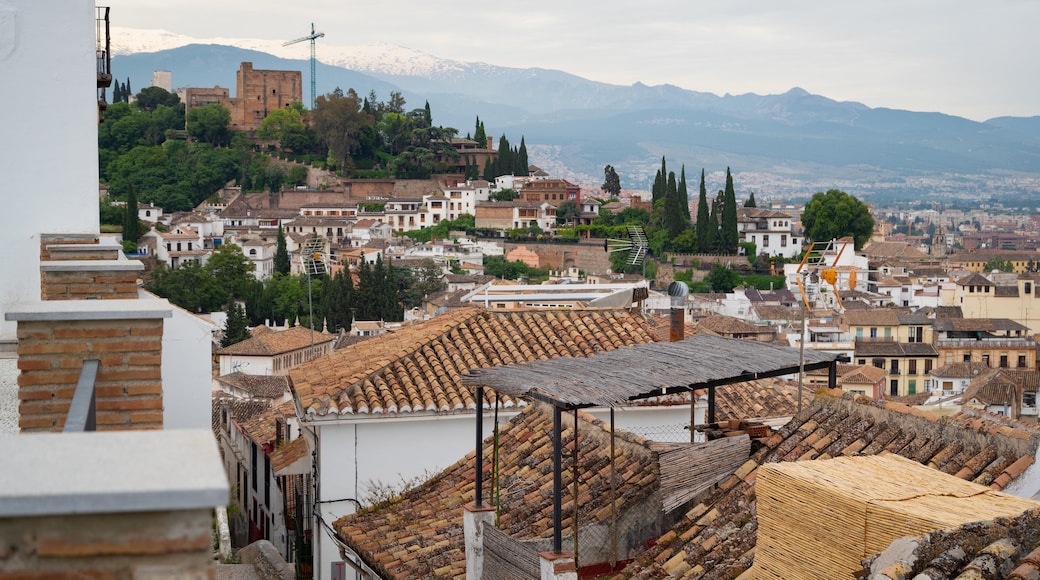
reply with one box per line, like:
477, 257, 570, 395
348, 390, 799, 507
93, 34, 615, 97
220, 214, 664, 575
668, 281, 689, 342
487, 136, 494, 151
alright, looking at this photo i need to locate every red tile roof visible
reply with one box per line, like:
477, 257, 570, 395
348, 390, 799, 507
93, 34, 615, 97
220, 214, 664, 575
216, 325, 335, 356
289, 308, 657, 417
334, 403, 659, 579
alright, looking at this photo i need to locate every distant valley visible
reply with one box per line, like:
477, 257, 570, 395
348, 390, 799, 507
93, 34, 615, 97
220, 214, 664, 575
111, 37, 1040, 205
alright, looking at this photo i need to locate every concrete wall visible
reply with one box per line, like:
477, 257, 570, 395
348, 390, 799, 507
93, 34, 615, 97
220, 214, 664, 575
149, 292, 216, 430
0, 0, 101, 341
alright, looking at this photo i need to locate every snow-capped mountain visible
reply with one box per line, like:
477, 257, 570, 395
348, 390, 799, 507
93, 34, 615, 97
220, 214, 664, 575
112, 26, 477, 79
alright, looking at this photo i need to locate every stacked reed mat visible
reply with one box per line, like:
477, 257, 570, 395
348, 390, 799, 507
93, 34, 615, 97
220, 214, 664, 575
749, 453, 1040, 579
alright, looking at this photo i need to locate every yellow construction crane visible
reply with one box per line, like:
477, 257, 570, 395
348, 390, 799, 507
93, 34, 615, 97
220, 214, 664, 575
283, 23, 325, 110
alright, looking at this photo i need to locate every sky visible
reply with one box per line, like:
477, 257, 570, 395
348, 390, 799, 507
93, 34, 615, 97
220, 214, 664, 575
102, 0, 1039, 122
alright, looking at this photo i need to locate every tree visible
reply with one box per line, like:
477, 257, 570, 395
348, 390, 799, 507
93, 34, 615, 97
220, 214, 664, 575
134, 86, 180, 112
122, 183, 140, 247
311, 88, 373, 170
720, 168, 739, 254
516, 136, 529, 176
221, 303, 252, 347
473, 116, 486, 146
983, 258, 1015, 273
256, 106, 307, 149
602, 165, 621, 197
744, 192, 757, 207
186, 103, 231, 146
678, 166, 691, 227
801, 189, 876, 250
706, 262, 741, 293
274, 225, 290, 276
695, 169, 712, 253
556, 199, 581, 227
489, 188, 519, 202
206, 243, 255, 303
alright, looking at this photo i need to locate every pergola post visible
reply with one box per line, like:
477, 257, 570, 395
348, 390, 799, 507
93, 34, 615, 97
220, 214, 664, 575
708, 385, 716, 424
475, 385, 484, 507
828, 360, 838, 391
553, 404, 563, 553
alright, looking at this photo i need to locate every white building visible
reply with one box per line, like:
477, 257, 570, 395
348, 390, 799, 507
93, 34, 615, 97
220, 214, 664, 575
737, 207, 802, 259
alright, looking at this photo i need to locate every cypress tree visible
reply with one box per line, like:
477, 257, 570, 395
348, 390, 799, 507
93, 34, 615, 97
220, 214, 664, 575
423, 100, 432, 126
274, 224, 290, 275
664, 171, 684, 239
695, 169, 711, 253
221, 303, 252, 347
721, 167, 739, 254
483, 158, 493, 181
122, 184, 140, 246
496, 135, 512, 177
474, 116, 486, 146
517, 136, 529, 176
678, 165, 691, 227
745, 192, 757, 207
111, 81, 120, 103
125, 77, 132, 101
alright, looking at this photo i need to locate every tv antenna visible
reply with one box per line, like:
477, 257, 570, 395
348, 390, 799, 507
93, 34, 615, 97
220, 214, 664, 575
302, 235, 327, 357
605, 225, 649, 266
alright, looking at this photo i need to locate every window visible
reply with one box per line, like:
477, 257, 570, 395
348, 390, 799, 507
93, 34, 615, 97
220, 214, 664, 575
943, 380, 954, 391
1019, 354, 1027, 368
1000, 355, 1008, 368
982, 354, 990, 366
964, 354, 971, 362
781, 234, 788, 247
858, 359, 866, 365
890, 380, 899, 397
1025, 391, 1037, 407
870, 327, 878, 338
873, 358, 885, 369
856, 328, 863, 338
1026, 282, 1033, 295
890, 360, 899, 374
909, 360, 917, 375
908, 380, 916, 395
925, 359, 932, 374
763, 236, 770, 248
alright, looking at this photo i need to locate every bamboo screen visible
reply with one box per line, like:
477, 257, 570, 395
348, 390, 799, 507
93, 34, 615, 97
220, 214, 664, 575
750, 453, 1040, 579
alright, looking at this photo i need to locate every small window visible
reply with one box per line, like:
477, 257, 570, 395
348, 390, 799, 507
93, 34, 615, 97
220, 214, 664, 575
964, 354, 971, 362
1000, 355, 1008, 368
1019, 354, 1027, 368
890, 360, 899, 374
982, 354, 990, 366
890, 380, 899, 397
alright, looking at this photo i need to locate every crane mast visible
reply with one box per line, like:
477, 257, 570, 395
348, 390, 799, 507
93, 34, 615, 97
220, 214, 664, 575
283, 23, 324, 110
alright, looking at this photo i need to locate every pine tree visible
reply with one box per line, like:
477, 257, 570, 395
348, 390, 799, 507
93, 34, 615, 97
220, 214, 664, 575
517, 137, 529, 176
221, 303, 252, 347
602, 165, 621, 197
744, 192, 757, 207
695, 169, 711, 253
274, 224, 290, 276
122, 183, 140, 246
721, 167, 739, 254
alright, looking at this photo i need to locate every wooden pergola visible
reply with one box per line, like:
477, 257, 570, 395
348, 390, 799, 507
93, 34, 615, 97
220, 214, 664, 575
461, 333, 845, 553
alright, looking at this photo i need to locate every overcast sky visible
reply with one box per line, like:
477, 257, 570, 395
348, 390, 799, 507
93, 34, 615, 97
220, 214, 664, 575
103, 0, 1038, 122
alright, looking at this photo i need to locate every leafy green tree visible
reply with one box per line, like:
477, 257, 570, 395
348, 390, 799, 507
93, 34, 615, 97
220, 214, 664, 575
706, 262, 741, 293
257, 106, 307, 148
274, 225, 290, 276
134, 86, 180, 112
490, 188, 519, 202
146, 261, 226, 314
221, 303, 252, 347
983, 258, 1015, 272
801, 189, 876, 250
396, 258, 445, 308
206, 243, 254, 304
695, 169, 712, 253
603, 164, 621, 198
186, 104, 231, 146
311, 88, 373, 171
720, 168, 739, 254
669, 229, 698, 253
556, 199, 581, 226
744, 192, 757, 207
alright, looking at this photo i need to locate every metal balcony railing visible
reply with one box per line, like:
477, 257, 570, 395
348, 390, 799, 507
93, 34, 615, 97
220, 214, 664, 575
64, 359, 99, 432
96, 7, 111, 121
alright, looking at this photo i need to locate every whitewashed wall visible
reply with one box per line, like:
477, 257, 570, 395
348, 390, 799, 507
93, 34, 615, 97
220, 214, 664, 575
0, 1, 101, 340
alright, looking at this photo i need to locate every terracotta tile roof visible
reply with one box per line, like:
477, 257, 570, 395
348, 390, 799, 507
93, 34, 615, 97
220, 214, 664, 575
215, 372, 288, 399
843, 309, 902, 327
931, 361, 997, 379
239, 406, 278, 446
806, 363, 887, 387
957, 272, 995, 287
751, 304, 799, 322
696, 314, 771, 336
933, 317, 1030, 332
270, 436, 309, 474
855, 341, 938, 357
216, 325, 335, 356
862, 508, 1040, 579
701, 378, 811, 420
617, 390, 1040, 579
862, 240, 930, 259
334, 403, 659, 579
290, 308, 657, 417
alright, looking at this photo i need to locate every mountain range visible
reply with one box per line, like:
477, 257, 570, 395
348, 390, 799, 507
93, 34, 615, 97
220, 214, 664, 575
111, 29, 1040, 202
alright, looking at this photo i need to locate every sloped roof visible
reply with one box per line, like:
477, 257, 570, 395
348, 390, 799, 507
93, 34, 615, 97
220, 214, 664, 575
931, 361, 997, 379
855, 341, 938, 357
334, 403, 659, 579
289, 308, 658, 417
843, 309, 902, 327
215, 372, 288, 399
696, 314, 771, 336
752, 304, 799, 322
933, 317, 1030, 332
216, 326, 335, 356
957, 272, 995, 287
862, 241, 930, 259
862, 508, 1040, 578
617, 390, 1039, 579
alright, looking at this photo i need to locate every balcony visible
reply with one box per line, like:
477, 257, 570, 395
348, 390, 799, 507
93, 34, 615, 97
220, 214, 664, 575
96, 6, 111, 121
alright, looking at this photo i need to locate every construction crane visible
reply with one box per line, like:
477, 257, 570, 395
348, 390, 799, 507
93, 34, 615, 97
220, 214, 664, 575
283, 23, 325, 110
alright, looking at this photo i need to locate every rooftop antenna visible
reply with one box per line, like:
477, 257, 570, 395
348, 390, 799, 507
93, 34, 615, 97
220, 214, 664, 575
283, 23, 325, 109
302, 235, 327, 357
605, 225, 649, 267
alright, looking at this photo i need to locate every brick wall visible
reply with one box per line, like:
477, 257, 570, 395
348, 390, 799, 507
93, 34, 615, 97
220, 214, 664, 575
0, 509, 214, 576
40, 263, 141, 300
39, 233, 98, 262
16, 318, 164, 432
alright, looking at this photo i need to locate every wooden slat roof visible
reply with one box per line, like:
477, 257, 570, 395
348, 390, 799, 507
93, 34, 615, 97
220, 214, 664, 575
462, 334, 842, 408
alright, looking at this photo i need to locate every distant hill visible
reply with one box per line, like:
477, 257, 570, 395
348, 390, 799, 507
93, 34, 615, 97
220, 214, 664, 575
113, 44, 1040, 199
